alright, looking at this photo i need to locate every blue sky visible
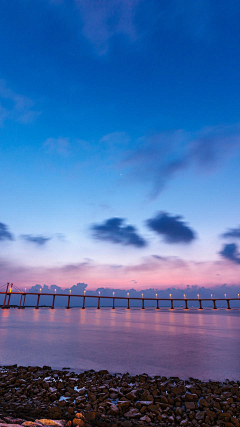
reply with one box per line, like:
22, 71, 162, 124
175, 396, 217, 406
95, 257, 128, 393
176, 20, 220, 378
0, 0, 240, 289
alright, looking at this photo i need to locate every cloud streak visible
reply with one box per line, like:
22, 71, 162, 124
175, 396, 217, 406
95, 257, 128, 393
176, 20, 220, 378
75, 0, 139, 55
122, 124, 240, 198
91, 217, 147, 248
0, 223, 14, 241
21, 235, 51, 246
221, 226, 240, 239
146, 212, 196, 244
219, 243, 240, 265
0, 80, 40, 126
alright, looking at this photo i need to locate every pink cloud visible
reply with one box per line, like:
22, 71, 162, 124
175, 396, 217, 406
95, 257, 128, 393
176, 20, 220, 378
1, 255, 240, 291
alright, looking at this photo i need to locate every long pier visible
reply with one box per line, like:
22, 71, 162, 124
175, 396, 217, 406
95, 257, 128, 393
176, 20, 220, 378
0, 287, 239, 310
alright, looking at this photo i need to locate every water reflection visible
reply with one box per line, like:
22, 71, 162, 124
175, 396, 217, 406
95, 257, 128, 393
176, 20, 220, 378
0, 308, 240, 380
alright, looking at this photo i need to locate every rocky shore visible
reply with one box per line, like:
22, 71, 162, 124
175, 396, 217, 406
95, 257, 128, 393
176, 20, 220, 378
0, 366, 239, 427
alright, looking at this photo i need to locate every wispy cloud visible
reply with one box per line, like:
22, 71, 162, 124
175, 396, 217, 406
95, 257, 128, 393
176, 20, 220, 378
75, 0, 139, 55
0, 223, 14, 241
219, 243, 240, 265
21, 234, 51, 246
146, 212, 196, 244
122, 124, 240, 198
91, 217, 147, 248
43, 137, 71, 156
221, 226, 240, 240
0, 80, 40, 126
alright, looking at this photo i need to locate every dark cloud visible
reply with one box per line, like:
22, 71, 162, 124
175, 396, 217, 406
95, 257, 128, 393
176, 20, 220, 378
221, 226, 240, 239
21, 234, 51, 246
219, 243, 240, 265
121, 124, 240, 198
91, 217, 147, 248
0, 223, 14, 241
146, 212, 196, 244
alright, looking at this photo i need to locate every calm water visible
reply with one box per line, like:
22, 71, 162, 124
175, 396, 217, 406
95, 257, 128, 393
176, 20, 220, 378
0, 307, 240, 380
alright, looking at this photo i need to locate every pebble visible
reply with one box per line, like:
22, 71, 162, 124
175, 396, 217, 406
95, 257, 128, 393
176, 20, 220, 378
0, 365, 240, 426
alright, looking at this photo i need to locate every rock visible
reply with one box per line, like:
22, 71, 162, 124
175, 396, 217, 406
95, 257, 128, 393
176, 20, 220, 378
22, 423, 43, 427
185, 401, 196, 410
83, 412, 95, 422
37, 421, 65, 427
180, 419, 189, 426
195, 411, 205, 421
117, 401, 130, 411
72, 419, 85, 427
185, 393, 198, 401
138, 401, 154, 406
125, 391, 137, 401
218, 413, 231, 422
108, 405, 119, 416
140, 415, 151, 422
0, 425, 23, 427
124, 408, 141, 419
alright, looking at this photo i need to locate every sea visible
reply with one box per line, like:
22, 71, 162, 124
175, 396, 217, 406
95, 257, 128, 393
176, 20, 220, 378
0, 307, 239, 381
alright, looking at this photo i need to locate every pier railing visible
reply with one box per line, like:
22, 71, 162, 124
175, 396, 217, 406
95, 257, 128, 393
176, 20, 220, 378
0, 290, 240, 310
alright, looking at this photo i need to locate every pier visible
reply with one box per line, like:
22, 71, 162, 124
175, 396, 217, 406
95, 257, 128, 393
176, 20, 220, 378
0, 283, 239, 310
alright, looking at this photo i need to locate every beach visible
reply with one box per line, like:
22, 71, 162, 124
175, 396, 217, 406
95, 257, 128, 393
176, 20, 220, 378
0, 364, 239, 426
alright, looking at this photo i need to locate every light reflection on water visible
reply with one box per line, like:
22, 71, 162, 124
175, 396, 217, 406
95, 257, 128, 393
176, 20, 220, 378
0, 307, 240, 380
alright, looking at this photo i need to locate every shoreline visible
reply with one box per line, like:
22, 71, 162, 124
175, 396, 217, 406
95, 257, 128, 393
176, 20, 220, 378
0, 365, 239, 426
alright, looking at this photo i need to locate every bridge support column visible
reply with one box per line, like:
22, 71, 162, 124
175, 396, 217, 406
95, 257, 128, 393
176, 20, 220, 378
97, 297, 100, 309
227, 299, 231, 309
185, 299, 188, 309
156, 299, 159, 309
199, 300, 203, 310
82, 296, 85, 309
142, 299, 145, 309
18, 294, 23, 309
22, 294, 26, 308
7, 293, 12, 307
35, 294, 40, 309
67, 296, 70, 309
2, 283, 9, 309
127, 298, 130, 309
51, 295, 55, 309
171, 299, 174, 310
112, 298, 115, 309
213, 299, 217, 309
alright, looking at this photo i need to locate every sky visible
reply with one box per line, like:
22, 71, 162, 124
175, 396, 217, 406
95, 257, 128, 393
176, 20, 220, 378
0, 0, 240, 291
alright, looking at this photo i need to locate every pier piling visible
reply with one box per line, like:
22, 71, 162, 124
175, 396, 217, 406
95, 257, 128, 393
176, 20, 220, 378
142, 299, 145, 309
127, 298, 130, 309
227, 299, 231, 309
67, 296, 70, 309
185, 299, 188, 309
82, 296, 85, 309
18, 294, 23, 309
22, 294, 26, 308
97, 297, 100, 309
199, 300, 203, 310
51, 295, 55, 309
171, 299, 174, 310
2, 283, 10, 309
213, 299, 217, 309
35, 294, 40, 309
156, 299, 159, 309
